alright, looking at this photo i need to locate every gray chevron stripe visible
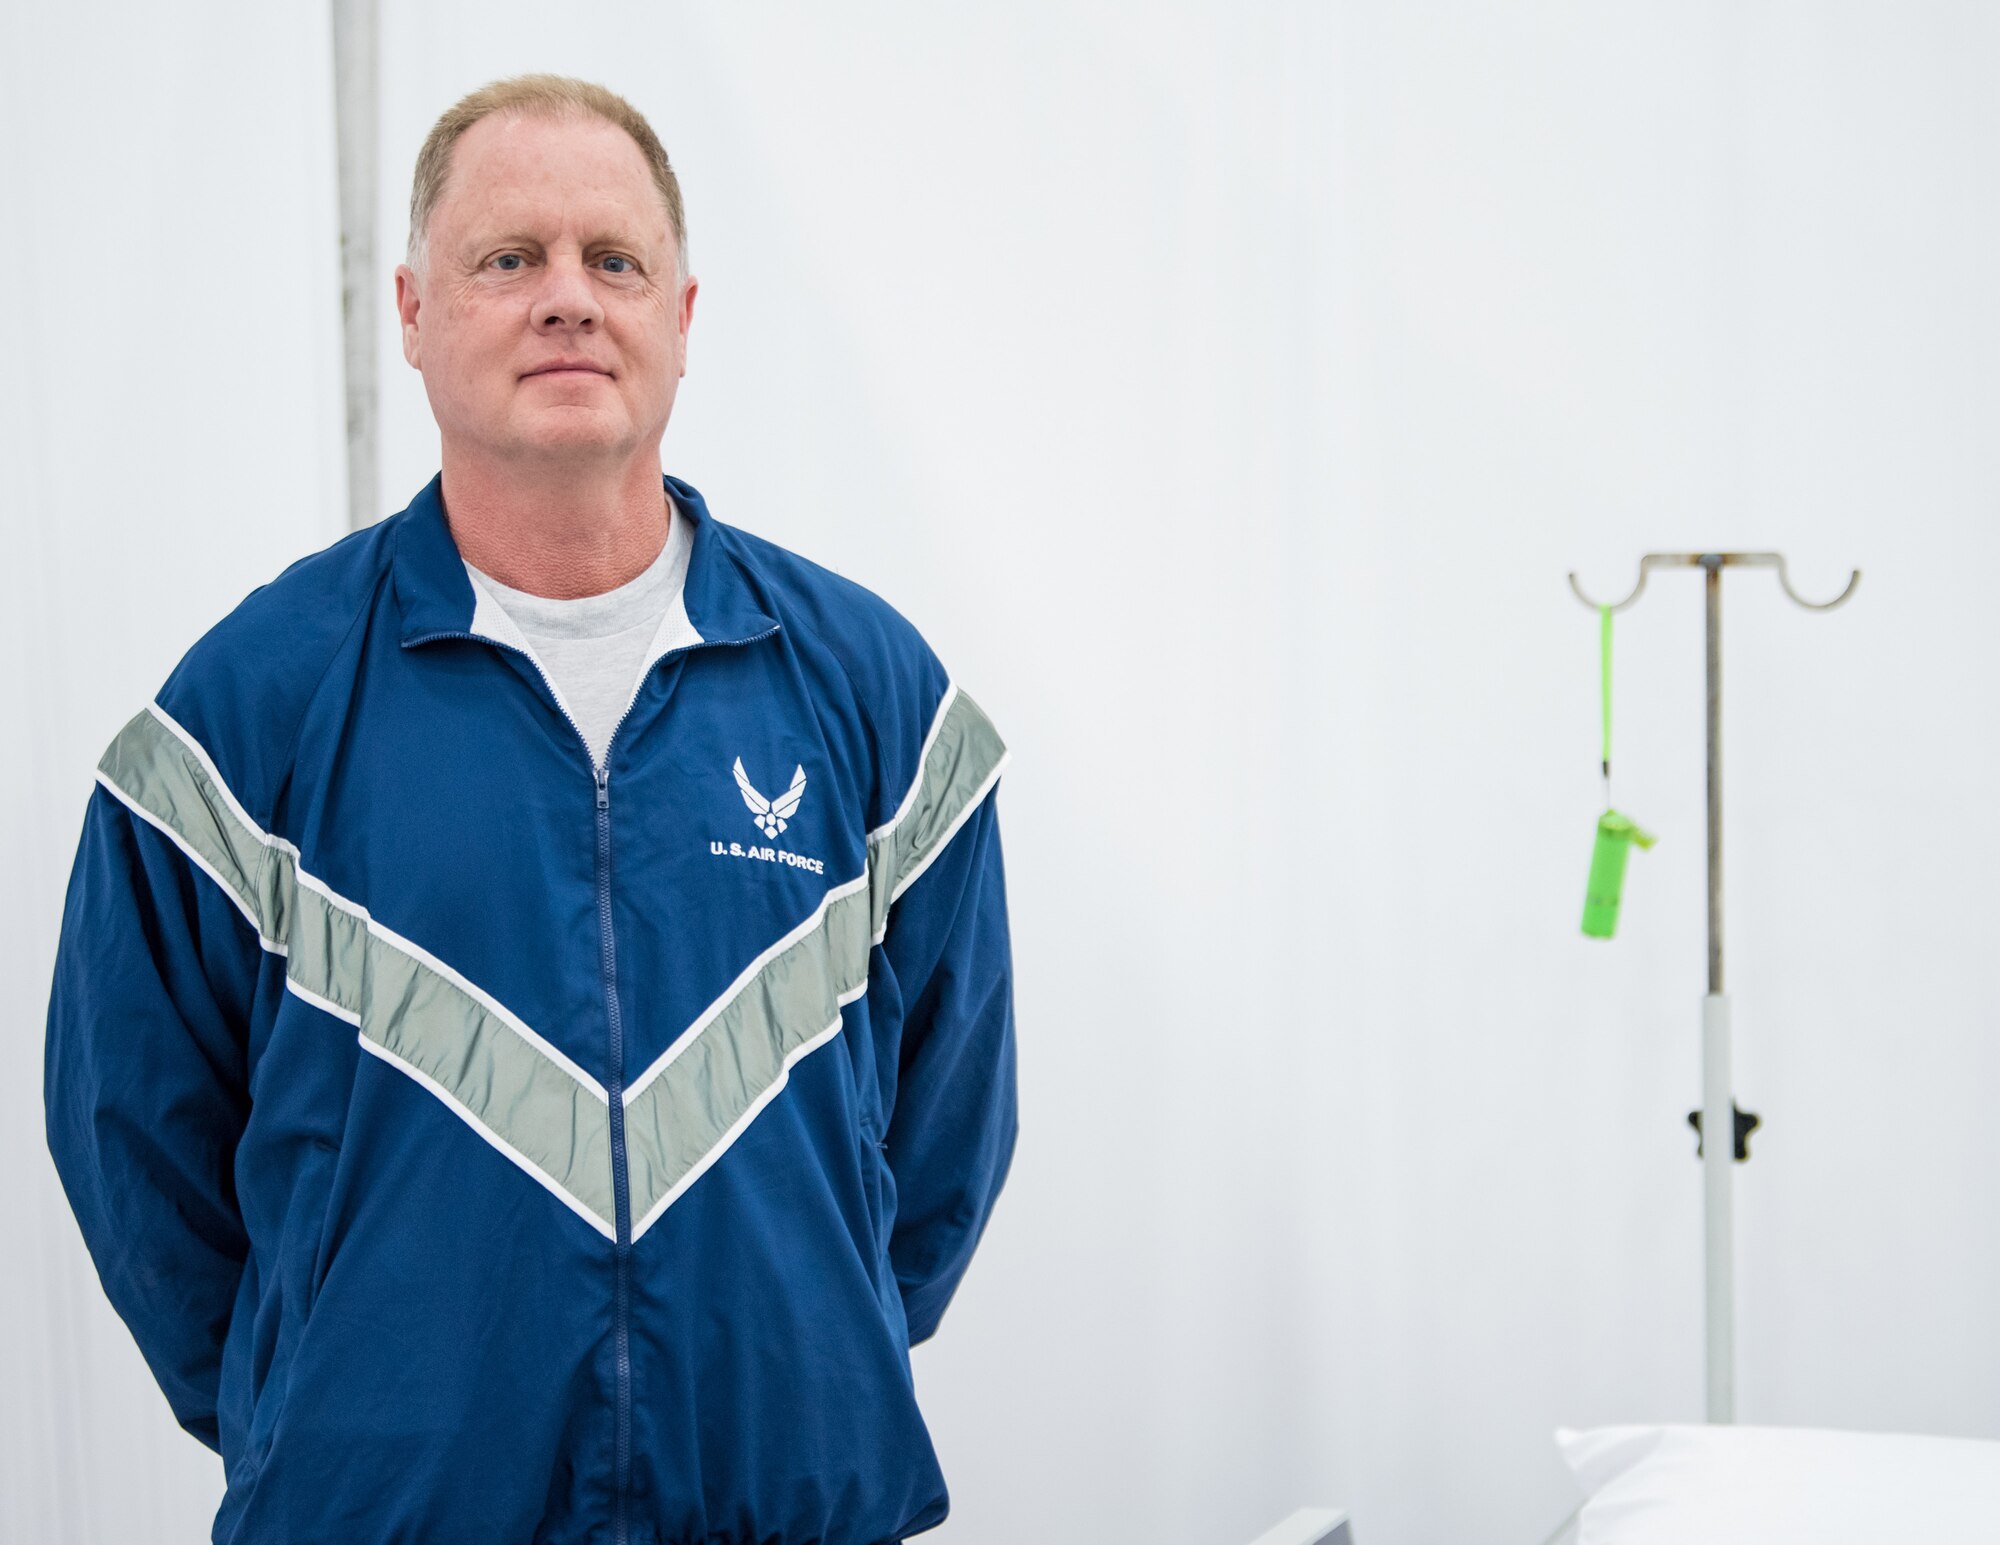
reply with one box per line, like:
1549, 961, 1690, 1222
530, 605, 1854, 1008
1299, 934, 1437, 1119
96, 706, 618, 1238
623, 878, 875, 1238
98, 683, 1008, 1248
624, 685, 1008, 1241
866, 687, 1008, 939
97, 708, 282, 940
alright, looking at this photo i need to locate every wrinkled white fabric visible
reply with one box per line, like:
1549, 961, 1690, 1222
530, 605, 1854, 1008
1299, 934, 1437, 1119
1557, 1423, 2000, 1545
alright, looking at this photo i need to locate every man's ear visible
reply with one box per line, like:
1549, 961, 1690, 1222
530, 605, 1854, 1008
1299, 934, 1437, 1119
394, 263, 422, 369
677, 275, 698, 379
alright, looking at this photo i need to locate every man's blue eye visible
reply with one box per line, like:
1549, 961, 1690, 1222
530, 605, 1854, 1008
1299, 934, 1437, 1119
493, 254, 523, 271
602, 256, 632, 274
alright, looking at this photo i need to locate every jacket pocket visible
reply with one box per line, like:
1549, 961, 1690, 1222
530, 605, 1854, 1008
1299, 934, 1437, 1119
858, 1120, 894, 1265
238, 1134, 342, 1483
298, 1135, 344, 1324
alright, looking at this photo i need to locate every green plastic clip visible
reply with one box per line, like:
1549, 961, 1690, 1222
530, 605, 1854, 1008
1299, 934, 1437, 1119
1581, 809, 1657, 939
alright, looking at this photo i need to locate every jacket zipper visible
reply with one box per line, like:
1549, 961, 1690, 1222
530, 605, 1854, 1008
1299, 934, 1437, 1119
596, 759, 633, 1545
406, 628, 636, 1539
410, 621, 776, 1545
589, 631, 774, 1545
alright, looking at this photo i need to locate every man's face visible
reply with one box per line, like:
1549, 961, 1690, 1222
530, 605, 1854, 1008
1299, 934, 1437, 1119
394, 111, 695, 470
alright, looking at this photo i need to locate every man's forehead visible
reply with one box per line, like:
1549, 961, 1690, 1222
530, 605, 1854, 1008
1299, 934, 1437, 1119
451, 192, 667, 248
440, 113, 668, 241
458, 204, 668, 249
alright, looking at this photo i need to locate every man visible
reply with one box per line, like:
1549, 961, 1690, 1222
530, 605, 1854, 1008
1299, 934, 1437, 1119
44, 74, 1016, 1545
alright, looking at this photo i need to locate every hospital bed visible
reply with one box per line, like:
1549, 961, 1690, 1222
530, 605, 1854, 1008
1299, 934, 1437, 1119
1531, 1422, 2000, 1544
1242, 1507, 1352, 1545
1239, 1423, 2000, 1544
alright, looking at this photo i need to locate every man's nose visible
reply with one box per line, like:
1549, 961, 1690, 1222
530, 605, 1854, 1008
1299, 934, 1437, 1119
531, 257, 600, 331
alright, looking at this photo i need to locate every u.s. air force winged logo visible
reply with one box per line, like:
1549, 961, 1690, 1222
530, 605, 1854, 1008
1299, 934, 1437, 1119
733, 757, 806, 838
712, 757, 824, 873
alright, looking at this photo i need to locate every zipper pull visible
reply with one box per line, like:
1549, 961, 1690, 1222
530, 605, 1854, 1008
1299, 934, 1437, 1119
595, 765, 610, 810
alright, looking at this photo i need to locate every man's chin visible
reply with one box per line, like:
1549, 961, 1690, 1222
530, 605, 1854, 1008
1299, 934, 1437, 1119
500, 414, 635, 462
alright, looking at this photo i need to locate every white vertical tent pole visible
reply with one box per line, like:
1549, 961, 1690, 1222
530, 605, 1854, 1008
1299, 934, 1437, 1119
1701, 557, 1735, 1424
332, 0, 378, 532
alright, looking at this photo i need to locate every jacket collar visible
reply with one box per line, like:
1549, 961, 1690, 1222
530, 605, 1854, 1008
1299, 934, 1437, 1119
394, 470, 779, 649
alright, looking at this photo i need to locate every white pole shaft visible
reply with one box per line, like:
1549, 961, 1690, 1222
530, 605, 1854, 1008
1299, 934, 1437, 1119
332, 0, 378, 532
1700, 558, 1737, 1423
1703, 990, 1735, 1423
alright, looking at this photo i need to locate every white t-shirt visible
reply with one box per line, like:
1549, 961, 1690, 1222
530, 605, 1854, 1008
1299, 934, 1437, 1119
462, 502, 693, 771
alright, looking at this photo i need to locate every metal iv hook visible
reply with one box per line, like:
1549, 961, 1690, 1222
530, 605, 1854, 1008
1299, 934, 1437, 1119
1567, 552, 1862, 612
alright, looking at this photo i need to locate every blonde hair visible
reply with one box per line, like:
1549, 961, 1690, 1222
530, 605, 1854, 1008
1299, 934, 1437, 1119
406, 73, 688, 281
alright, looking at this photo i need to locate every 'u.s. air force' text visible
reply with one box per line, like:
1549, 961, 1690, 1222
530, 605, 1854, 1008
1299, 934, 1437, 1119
710, 839, 826, 875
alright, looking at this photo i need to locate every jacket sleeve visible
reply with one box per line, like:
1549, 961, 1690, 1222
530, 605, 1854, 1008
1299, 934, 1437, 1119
878, 784, 1017, 1346
43, 782, 258, 1454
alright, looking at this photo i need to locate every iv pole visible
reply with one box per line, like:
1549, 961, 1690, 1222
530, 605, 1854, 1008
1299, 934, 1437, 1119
1568, 553, 1859, 1424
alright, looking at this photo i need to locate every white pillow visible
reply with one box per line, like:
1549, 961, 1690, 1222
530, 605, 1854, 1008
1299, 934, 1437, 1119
1555, 1423, 2000, 1544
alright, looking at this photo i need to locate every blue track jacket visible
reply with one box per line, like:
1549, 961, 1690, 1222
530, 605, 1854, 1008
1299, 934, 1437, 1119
43, 473, 1017, 1545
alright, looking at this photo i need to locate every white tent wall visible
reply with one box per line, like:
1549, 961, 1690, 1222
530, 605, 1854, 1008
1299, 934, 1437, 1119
0, 3, 350, 1541
6, 5, 2000, 1544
